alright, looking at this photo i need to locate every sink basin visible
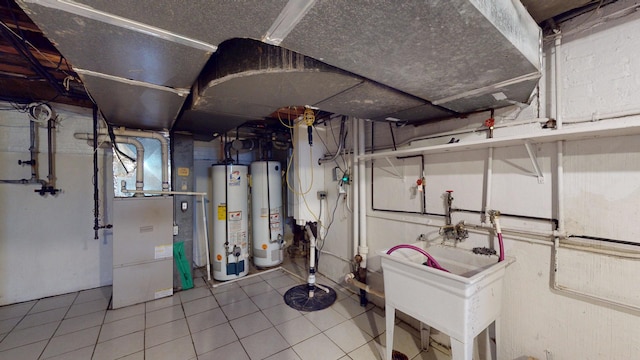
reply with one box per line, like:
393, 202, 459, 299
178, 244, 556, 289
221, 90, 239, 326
380, 242, 513, 360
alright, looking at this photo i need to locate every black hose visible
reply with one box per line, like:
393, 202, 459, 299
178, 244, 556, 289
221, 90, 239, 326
93, 106, 99, 240
29, 120, 36, 180
47, 117, 54, 186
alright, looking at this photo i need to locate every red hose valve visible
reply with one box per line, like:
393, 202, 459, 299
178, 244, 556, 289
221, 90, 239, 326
484, 118, 495, 128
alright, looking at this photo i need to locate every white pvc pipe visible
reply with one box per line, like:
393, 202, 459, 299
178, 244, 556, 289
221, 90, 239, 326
563, 108, 640, 124
554, 34, 563, 130
200, 194, 211, 282
557, 141, 565, 236
551, 238, 640, 313
75, 134, 145, 191
484, 147, 493, 224
100, 128, 169, 190
122, 189, 205, 196
352, 117, 359, 260
358, 118, 368, 268
554, 33, 566, 237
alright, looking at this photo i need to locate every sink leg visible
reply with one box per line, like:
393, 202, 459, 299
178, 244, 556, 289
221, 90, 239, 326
451, 338, 474, 360
495, 316, 501, 360
477, 327, 491, 360
385, 305, 395, 360
420, 322, 431, 351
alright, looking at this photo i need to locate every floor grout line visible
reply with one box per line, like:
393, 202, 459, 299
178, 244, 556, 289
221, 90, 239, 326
1, 262, 435, 360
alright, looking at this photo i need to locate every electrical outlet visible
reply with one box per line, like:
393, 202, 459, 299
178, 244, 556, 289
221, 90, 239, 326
317, 190, 327, 199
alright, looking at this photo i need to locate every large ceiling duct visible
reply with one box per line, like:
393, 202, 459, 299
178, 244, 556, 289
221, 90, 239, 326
174, 39, 455, 137
16, 0, 540, 136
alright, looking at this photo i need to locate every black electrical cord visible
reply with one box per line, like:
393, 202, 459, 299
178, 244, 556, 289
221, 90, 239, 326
105, 125, 135, 175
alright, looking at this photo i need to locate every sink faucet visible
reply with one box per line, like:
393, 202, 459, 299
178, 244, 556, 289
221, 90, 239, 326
440, 191, 469, 243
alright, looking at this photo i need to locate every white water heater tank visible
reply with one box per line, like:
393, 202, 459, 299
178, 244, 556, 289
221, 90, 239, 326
251, 161, 284, 268
210, 164, 249, 281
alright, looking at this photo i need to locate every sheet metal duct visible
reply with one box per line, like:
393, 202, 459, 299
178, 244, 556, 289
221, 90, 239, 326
17, 0, 540, 136
174, 39, 454, 137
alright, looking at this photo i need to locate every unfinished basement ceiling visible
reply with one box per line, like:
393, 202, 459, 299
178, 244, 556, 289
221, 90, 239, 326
15, 0, 542, 137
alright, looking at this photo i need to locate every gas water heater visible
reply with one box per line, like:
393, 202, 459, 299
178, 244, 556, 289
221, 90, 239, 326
250, 161, 284, 268
211, 164, 249, 281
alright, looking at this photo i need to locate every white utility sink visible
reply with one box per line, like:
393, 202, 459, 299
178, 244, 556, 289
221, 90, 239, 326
380, 242, 513, 360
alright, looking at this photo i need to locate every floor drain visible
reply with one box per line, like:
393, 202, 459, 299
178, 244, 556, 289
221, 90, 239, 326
392, 350, 409, 360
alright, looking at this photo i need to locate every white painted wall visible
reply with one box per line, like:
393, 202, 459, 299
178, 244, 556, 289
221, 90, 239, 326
0, 105, 113, 305
317, 2, 640, 359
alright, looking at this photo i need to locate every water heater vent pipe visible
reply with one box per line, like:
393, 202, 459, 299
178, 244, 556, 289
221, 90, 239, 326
97, 128, 168, 190
74, 134, 145, 191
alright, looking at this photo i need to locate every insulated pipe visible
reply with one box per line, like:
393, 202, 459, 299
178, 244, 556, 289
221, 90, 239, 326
75, 134, 145, 191
358, 118, 368, 268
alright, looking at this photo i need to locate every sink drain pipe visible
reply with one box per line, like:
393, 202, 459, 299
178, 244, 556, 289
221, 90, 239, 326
345, 273, 385, 299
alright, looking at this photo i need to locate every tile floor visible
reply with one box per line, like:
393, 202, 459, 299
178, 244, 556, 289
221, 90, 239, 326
0, 262, 449, 360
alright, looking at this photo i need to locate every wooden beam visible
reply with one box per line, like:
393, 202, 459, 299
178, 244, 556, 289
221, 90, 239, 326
0, 43, 67, 69
0, 5, 43, 33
